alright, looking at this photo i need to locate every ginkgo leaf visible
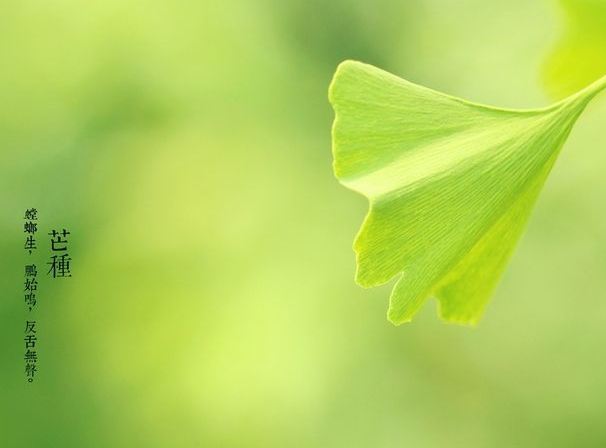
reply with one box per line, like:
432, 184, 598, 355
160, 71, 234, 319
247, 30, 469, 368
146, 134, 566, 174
329, 60, 606, 325
544, 0, 606, 99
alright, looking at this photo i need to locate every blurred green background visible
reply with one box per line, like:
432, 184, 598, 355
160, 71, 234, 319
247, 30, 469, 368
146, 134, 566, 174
1, 0, 606, 446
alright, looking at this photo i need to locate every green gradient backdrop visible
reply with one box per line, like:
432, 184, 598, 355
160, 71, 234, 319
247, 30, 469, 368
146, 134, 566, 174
2, 1, 606, 447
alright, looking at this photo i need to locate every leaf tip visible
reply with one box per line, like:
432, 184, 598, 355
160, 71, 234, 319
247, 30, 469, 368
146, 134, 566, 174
387, 308, 412, 326
436, 300, 483, 327
328, 59, 370, 104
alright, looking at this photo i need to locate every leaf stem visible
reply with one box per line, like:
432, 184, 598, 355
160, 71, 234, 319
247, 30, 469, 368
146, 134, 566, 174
563, 74, 606, 107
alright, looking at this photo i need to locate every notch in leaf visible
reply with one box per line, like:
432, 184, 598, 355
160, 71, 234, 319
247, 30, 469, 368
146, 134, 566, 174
329, 60, 606, 326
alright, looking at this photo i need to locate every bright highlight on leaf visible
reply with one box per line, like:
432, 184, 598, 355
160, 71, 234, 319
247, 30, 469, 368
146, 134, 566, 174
329, 60, 606, 326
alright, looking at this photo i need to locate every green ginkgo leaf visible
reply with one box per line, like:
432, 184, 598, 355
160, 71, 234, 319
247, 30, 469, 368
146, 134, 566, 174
329, 60, 606, 325
544, 0, 606, 98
